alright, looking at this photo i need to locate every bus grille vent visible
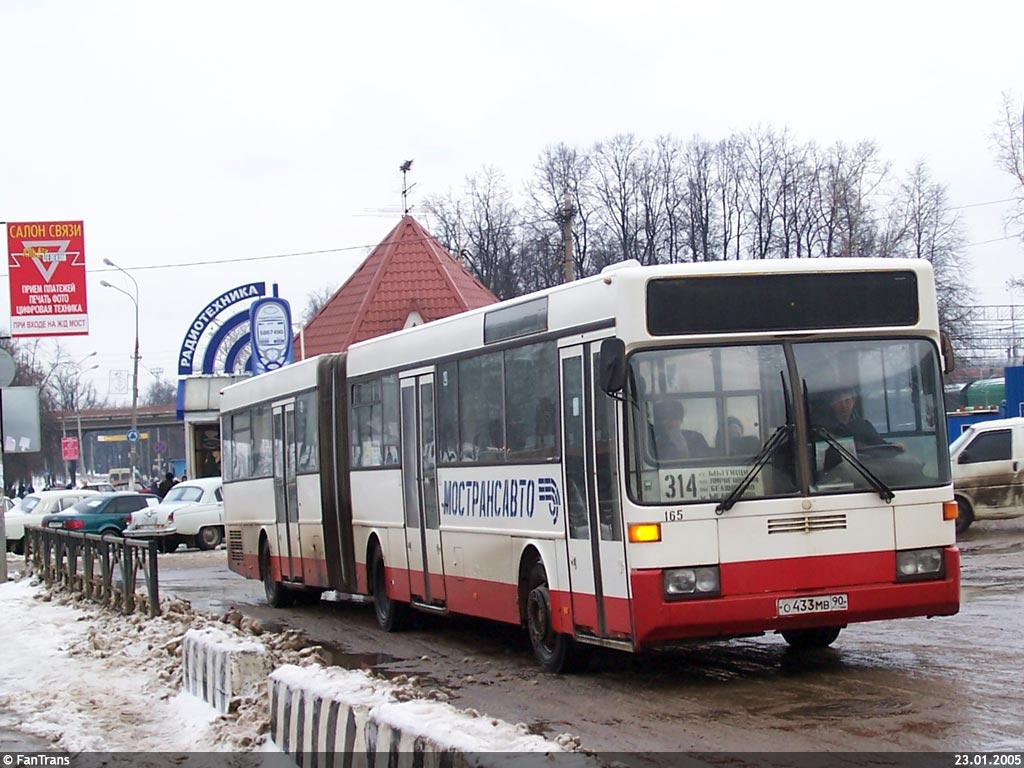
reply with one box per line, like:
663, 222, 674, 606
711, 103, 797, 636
228, 530, 244, 564
767, 514, 847, 534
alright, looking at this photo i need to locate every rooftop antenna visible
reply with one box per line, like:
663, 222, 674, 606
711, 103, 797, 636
399, 159, 416, 215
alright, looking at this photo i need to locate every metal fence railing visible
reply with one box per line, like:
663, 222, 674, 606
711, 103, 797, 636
25, 527, 161, 617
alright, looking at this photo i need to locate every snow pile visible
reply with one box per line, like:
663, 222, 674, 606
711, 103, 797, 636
0, 572, 319, 751
0, 566, 587, 756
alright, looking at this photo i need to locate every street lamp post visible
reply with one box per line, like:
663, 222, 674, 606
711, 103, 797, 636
101, 258, 140, 489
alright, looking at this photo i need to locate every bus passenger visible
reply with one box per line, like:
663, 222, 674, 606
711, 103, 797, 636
651, 400, 710, 460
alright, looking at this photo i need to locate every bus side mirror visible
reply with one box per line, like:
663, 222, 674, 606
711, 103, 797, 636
940, 331, 955, 375
599, 338, 626, 394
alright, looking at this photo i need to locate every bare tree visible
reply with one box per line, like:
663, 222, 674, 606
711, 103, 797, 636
525, 143, 595, 280
991, 91, 1024, 292
742, 126, 783, 259
774, 134, 814, 259
715, 135, 746, 260
424, 167, 523, 299
892, 161, 975, 357
301, 285, 335, 325
653, 135, 688, 264
991, 91, 1024, 232
591, 134, 644, 267
684, 137, 717, 262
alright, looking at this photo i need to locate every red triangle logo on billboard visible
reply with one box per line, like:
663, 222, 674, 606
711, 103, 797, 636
18, 240, 71, 283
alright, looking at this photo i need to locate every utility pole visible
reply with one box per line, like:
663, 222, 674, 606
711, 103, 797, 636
561, 192, 575, 283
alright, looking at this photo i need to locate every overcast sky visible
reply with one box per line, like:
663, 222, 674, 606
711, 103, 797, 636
1, 0, 1022, 403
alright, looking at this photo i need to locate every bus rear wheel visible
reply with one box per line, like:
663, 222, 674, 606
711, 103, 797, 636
260, 539, 291, 608
370, 546, 409, 632
781, 626, 842, 649
525, 563, 588, 673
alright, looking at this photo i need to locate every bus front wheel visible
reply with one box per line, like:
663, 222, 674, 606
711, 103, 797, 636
260, 539, 291, 608
525, 563, 588, 673
781, 626, 842, 649
370, 547, 409, 632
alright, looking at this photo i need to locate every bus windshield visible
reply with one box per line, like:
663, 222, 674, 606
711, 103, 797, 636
626, 338, 948, 505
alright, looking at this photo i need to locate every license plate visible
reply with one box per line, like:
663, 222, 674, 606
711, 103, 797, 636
777, 593, 848, 616
47, 522, 63, 528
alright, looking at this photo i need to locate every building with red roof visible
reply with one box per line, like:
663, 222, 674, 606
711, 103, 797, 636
297, 215, 497, 358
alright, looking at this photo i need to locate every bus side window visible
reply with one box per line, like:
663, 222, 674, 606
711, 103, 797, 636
351, 379, 384, 468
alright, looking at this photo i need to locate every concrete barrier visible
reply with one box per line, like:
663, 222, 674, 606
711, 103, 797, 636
181, 631, 592, 760
268, 664, 591, 766
182, 626, 271, 713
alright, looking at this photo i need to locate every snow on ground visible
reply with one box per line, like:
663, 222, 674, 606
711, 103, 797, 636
0, 572, 265, 751
0, 556, 583, 755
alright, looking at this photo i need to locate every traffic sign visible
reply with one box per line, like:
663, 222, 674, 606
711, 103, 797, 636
126, 429, 140, 443
154, 440, 167, 455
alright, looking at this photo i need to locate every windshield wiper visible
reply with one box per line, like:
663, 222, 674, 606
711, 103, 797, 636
715, 371, 794, 516
811, 426, 895, 504
715, 424, 791, 515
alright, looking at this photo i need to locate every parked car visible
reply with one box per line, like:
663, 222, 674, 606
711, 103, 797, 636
81, 482, 115, 493
950, 416, 1024, 534
5, 489, 101, 553
123, 477, 224, 551
41, 492, 160, 536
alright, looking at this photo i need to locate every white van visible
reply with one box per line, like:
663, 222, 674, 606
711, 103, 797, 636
949, 416, 1024, 534
108, 468, 143, 491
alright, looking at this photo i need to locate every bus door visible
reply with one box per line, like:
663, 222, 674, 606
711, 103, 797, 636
559, 344, 631, 640
400, 374, 447, 606
272, 402, 303, 582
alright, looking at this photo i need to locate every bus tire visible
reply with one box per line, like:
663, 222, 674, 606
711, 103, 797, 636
781, 626, 842, 649
955, 498, 974, 535
260, 539, 292, 608
525, 562, 587, 673
370, 546, 409, 632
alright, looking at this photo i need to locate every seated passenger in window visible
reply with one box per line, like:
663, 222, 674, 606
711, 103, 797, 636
651, 400, 711, 460
716, 416, 761, 456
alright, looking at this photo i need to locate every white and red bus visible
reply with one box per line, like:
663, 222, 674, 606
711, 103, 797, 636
221, 258, 959, 672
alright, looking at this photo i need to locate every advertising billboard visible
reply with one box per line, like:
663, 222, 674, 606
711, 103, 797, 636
249, 296, 294, 374
6, 220, 89, 337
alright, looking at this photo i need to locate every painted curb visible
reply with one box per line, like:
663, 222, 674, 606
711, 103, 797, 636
268, 665, 594, 766
182, 626, 271, 713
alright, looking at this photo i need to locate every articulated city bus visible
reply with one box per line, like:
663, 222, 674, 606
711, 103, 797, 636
221, 258, 959, 672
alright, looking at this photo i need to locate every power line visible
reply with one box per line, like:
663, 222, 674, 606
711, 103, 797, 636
949, 196, 1021, 210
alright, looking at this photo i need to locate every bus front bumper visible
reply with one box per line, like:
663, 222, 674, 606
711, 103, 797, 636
629, 546, 960, 649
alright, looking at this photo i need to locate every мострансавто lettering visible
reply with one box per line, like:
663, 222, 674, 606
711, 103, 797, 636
442, 479, 536, 519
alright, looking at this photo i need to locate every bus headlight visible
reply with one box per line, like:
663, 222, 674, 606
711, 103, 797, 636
663, 566, 720, 600
896, 547, 945, 581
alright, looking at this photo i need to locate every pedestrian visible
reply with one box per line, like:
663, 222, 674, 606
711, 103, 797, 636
156, 472, 177, 499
